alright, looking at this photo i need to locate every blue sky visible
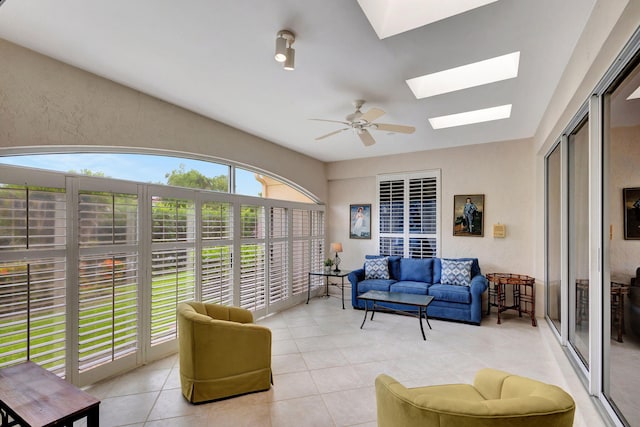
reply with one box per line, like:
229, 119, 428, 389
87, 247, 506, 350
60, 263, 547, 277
0, 153, 263, 195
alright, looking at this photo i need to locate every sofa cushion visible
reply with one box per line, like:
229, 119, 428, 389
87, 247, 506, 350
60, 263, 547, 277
365, 255, 402, 280
390, 281, 429, 295
365, 257, 390, 280
428, 284, 472, 304
399, 258, 433, 283
433, 257, 481, 284
441, 259, 473, 286
358, 279, 395, 293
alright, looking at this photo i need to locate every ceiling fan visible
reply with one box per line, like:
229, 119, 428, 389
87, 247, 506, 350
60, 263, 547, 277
310, 100, 415, 146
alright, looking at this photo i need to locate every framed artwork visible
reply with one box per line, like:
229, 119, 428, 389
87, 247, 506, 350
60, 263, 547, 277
623, 187, 640, 239
350, 204, 371, 239
453, 194, 484, 237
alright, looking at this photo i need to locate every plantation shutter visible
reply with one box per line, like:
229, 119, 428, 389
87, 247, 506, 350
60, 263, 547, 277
269, 207, 288, 304
408, 177, 438, 258
379, 179, 405, 256
239, 205, 266, 310
0, 185, 67, 374
201, 201, 233, 305
77, 191, 138, 372
378, 172, 439, 258
292, 209, 311, 295
150, 197, 196, 346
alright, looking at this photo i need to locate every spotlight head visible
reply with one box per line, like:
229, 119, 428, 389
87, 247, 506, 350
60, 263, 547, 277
274, 36, 287, 62
283, 47, 295, 70
275, 30, 295, 67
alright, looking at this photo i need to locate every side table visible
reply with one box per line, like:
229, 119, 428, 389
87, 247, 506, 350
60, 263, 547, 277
487, 273, 536, 327
611, 281, 630, 343
307, 270, 351, 309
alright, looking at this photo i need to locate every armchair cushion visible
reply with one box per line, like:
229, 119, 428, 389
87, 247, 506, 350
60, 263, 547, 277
376, 368, 575, 427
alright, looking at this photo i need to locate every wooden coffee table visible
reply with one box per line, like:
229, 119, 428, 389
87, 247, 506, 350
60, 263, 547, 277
0, 361, 100, 427
358, 290, 434, 340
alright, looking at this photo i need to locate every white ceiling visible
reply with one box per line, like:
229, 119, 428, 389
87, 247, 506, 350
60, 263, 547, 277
0, 0, 597, 162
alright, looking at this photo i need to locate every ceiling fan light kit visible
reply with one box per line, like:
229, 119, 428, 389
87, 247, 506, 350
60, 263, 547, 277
275, 30, 295, 70
311, 100, 415, 146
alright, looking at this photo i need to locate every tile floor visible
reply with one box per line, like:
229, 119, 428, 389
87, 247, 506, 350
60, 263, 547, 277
84, 297, 608, 427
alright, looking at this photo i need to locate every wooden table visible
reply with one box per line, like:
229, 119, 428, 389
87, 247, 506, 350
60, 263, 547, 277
0, 361, 100, 427
611, 281, 630, 343
576, 279, 630, 342
486, 273, 537, 327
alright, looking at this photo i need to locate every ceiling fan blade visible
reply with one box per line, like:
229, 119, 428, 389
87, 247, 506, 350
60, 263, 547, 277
309, 118, 350, 125
374, 123, 416, 134
359, 107, 385, 123
315, 128, 348, 140
358, 129, 376, 146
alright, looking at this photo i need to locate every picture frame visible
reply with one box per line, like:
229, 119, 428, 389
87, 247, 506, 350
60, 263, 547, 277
623, 187, 640, 239
350, 204, 371, 239
453, 194, 484, 237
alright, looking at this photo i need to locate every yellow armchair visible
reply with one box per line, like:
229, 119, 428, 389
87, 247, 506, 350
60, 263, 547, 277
376, 368, 575, 427
177, 301, 272, 403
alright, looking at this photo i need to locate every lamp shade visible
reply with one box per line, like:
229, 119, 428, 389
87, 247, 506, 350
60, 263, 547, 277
331, 242, 343, 253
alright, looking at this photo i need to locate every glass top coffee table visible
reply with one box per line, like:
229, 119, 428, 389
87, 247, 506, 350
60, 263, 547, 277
357, 290, 434, 340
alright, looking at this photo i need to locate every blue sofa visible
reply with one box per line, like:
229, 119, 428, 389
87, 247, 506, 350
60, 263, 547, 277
349, 256, 488, 325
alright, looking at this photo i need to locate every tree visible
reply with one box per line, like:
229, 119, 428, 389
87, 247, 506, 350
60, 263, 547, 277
68, 169, 108, 177
165, 164, 228, 191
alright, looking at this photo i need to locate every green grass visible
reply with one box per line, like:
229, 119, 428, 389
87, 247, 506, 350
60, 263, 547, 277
1, 246, 259, 372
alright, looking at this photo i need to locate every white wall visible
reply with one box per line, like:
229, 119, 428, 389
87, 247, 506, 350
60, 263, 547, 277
533, 0, 640, 281
610, 125, 640, 279
326, 138, 536, 278
0, 39, 328, 202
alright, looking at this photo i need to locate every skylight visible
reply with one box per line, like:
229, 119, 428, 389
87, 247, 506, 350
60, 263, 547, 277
406, 52, 520, 99
627, 86, 640, 100
357, 0, 499, 39
429, 104, 512, 129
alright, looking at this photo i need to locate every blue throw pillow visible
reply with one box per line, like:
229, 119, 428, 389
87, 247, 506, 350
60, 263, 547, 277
365, 257, 390, 280
440, 259, 473, 286
399, 258, 433, 283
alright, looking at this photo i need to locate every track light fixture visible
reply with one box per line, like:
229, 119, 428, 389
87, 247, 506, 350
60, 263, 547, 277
275, 30, 295, 70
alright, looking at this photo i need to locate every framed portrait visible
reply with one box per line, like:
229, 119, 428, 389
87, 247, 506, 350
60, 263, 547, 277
453, 194, 484, 237
350, 204, 371, 239
623, 187, 640, 239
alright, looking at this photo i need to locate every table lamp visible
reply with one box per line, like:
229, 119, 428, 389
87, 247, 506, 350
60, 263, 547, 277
331, 242, 342, 272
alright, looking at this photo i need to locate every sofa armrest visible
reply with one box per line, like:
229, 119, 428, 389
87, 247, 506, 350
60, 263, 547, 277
470, 274, 488, 296
349, 269, 365, 302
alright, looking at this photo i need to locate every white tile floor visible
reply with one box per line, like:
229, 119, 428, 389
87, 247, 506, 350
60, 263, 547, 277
84, 298, 608, 427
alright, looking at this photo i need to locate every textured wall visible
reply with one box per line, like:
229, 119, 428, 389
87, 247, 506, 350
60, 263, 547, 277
0, 39, 328, 202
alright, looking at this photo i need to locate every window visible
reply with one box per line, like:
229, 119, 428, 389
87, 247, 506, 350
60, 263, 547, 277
378, 172, 440, 258
0, 162, 324, 385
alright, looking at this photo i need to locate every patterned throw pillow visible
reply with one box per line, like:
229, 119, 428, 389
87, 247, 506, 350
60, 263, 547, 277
364, 257, 390, 280
440, 259, 473, 286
